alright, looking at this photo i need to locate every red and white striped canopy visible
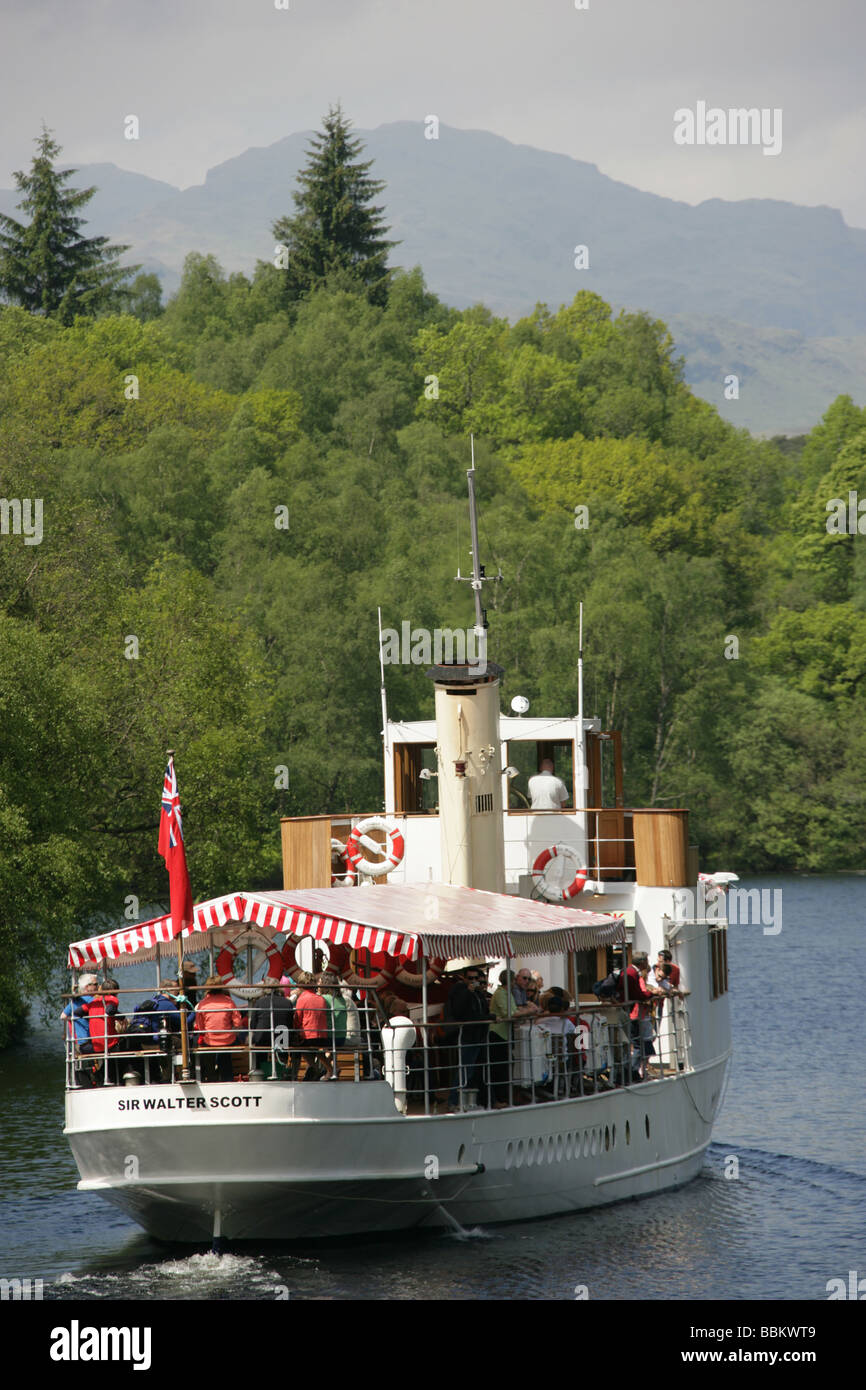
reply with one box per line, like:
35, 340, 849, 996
67, 884, 626, 970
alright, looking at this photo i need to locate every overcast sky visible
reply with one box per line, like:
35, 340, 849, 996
2, 0, 864, 225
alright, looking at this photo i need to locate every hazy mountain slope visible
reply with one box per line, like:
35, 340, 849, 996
3, 123, 864, 431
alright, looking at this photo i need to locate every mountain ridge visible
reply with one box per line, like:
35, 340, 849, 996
2, 121, 864, 433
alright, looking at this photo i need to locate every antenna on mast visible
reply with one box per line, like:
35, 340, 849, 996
455, 434, 502, 634
377, 606, 390, 759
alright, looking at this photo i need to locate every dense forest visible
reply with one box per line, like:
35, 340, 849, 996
1, 113, 865, 1043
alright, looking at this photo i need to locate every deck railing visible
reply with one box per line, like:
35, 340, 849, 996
63, 989, 693, 1113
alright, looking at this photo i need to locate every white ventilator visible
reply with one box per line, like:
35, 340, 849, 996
380, 1017, 417, 1114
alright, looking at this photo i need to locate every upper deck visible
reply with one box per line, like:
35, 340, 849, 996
281, 712, 694, 898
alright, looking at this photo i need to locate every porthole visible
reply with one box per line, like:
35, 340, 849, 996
504, 1141, 513, 1171
590, 1128, 598, 1156
457, 1144, 466, 1165
625, 1120, 631, 1145
516, 1139, 524, 1168
555, 1133, 564, 1162
583, 1130, 590, 1157
612, 1124, 617, 1148
565, 1132, 574, 1159
547, 1135, 555, 1164
527, 1137, 535, 1166
645, 1113, 651, 1140
604, 1125, 611, 1152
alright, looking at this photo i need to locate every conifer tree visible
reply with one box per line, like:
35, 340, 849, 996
272, 105, 397, 307
0, 127, 137, 323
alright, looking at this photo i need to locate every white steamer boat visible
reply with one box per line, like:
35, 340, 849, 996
63, 463, 732, 1244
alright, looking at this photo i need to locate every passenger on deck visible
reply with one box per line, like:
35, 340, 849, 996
61, 974, 97, 1087
657, 949, 680, 989
181, 958, 201, 1006
153, 979, 188, 1035
319, 972, 347, 1076
528, 759, 570, 811
194, 976, 243, 1082
249, 977, 296, 1078
536, 994, 577, 1096
85, 980, 121, 1085
445, 967, 491, 1111
489, 967, 540, 1107
618, 955, 654, 1081
650, 961, 673, 1033
294, 974, 331, 1080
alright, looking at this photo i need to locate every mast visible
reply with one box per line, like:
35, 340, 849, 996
577, 602, 586, 812
377, 605, 390, 762
456, 434, 501, 643
466, 435, 485, 636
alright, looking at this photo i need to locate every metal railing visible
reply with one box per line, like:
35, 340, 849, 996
406, 994, 693, 1113
63, 988, 693, 1113
62, 989, 387, 1089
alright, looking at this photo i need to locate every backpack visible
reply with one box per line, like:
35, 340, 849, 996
593, 970, 621, 1000
127, 999, 158, 1043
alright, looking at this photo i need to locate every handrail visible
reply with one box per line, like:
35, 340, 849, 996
63, 994, 694, 1105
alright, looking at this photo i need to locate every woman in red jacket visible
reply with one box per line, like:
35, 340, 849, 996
85, 980, 121, 1085
194, 975, 243, 1082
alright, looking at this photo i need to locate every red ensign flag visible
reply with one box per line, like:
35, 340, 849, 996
158, 756, 193, 938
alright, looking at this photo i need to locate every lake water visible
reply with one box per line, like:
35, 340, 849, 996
1, 874, 864, 1301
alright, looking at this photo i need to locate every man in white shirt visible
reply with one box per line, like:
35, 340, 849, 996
528, 758, 570, 810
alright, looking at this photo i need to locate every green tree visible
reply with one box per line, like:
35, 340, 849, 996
272, 105, 397, 307
127, 272, 164, 322
0, 128, 138, 323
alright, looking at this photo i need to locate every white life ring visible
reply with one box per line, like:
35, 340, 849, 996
531, 844, 588, 901
215, 927, 284, 995
344, 816, 405, 878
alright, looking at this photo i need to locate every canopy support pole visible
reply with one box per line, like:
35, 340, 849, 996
421, 951, 430, 1116
177, 934, 191, 1082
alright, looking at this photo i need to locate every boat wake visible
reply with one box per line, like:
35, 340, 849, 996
53, 1251, 304, 1301
446, 1224, 495, 1242
706, 1141, 866, 1195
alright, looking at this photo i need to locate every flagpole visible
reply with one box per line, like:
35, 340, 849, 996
167, 748, 192, 1082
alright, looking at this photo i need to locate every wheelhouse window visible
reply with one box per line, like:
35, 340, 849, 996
393, 742, 438, 813
505, 739, 574, 811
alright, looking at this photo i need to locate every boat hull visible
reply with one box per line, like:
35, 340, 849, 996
66, 1056, 730, 1242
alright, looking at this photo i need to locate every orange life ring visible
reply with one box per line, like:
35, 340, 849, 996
330, 944, 396, 990
531, 845, 588, 901
216, 928, 284, 985
344, 816, 405, 878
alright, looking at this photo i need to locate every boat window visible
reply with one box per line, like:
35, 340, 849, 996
572, 948, 602, 998
393, 742, 437, 813
504, 738, 574, 810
